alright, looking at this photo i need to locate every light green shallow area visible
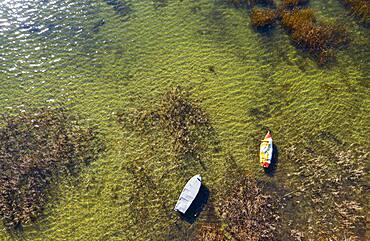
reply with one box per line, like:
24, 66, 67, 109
0, 0, 369, 240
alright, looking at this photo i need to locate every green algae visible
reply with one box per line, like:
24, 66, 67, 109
0, 0, 369, 240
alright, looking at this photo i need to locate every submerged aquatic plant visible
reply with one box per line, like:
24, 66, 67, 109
227, 0, 244, 7
116, 89, 219, 239
217, 174, 281, 240
226, 0, 350, 64
157, 87, 212, 158
126, 162, 159, 227
227, 0, 274, 8
118, 87, 214, 160
0, 108, 103, 230
280, 8, 349, 65
104, 0, 131, 16
251, 0, 275, 6
281, 0, 309, 8
280, 8, 315, 30
250, 7, 277, 29
284, 144, 367, 239
292, 23, 348, 64
195, 224, 226, 241
340, 0, 370, 25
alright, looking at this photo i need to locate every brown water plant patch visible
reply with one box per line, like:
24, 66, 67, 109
226, 0, 350, 64
281, 8, 315, 30
217, 174, 281, 240
281, 8, 349, 65
195, 224, 226, 241
284, 144, 367, 239
250, 7, 277, 29
157, 87, 213, 159
291, 23, 349, 64
118, 87, 215, 161
340, 0, 370, 25
0, 108, 103, 230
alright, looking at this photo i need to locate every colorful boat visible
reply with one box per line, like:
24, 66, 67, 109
260, 131, 273, 168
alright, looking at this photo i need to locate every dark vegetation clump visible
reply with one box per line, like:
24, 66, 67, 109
117, 87, 214, 160
280, 8, 315, 30
153, 0, 167, 9
280, 8, 350, 65
250, 7, 277, 29
226, 0, 244, 8
126, 162, 159, 227
227, 0, 277, 31
227, 0, 274, 8
284, 144, 367, 239
117, 89, 218, 238
340, 0, 370, 26
157, 88, 212, 158
104, 0, 131, 16
227, 0, 351, 65
281, 0, 309, 8
92, 19, 106, 33
0, 108, 103, 230
250, 0, 275, 6
195, 224, 226, 241
291, 23, 348, 64
217, 174, 281, 240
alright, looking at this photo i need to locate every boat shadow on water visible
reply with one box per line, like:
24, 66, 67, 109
264, 144, 279, 176
179, 185, 210, 224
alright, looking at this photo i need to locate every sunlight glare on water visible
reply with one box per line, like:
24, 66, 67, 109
0, 0, 101, 82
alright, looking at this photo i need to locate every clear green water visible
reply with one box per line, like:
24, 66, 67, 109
0, 0, 369, 240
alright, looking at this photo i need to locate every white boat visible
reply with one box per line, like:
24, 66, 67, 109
174, 175, 202, 214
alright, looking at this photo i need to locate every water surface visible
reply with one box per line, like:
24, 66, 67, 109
0, 0, 369, 240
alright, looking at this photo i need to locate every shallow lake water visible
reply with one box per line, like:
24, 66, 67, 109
0, 0, 369, 240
